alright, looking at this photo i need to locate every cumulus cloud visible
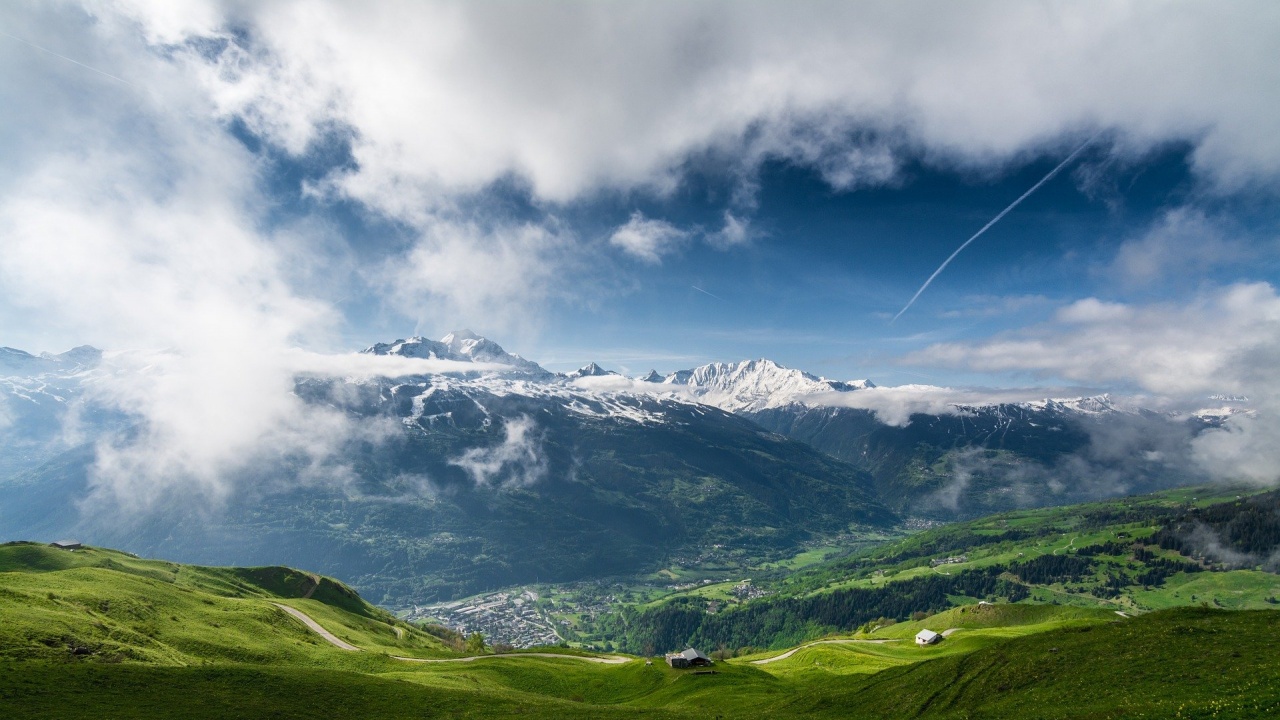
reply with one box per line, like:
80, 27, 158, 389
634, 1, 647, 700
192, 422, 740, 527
806, 384, 1073, 426
288, 350, 507, 378
72, 0, 1278, 338
908, 283, 1280, 483
908, 283, 1280, 397
105, 0, 1280, 209
386, 219, 582, 334
609, 212, 690, 264
449, 415, 548, 487
0, 6, 423, 510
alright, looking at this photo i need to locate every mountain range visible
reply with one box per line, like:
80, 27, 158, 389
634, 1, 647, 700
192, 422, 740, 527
0, 331, 1242, 603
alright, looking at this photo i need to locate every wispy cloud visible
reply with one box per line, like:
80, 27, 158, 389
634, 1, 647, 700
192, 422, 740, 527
449, 415, 548, 487
609, 212, 690, 263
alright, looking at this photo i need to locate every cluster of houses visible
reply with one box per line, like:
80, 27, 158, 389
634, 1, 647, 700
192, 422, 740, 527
411, 590, 559, 648
730, 580, 771, 601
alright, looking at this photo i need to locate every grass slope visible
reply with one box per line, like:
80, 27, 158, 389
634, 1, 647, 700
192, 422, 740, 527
816, 608, 1280, 719
0, 542, 448, 665
3, 539, 1279, 719
601, 485, 1280, 654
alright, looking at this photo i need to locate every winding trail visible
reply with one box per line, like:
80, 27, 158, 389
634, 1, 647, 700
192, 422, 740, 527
271, 601, 628, 664
272, 603, 361, 652
751, 638, 899, 665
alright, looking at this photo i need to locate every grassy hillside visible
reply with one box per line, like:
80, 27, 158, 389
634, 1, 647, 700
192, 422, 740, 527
0, 542, 450, 665
2, 540, 1277, 718
775, 607, 1280, 719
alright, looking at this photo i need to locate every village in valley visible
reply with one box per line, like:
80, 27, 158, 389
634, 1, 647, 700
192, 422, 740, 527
406, 589, 562, 649
404, 576, 774, 649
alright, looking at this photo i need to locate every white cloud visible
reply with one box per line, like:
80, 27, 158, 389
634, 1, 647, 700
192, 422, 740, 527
609, 212, 690, 264
806, 384, 1080, 427
386, 219, 582, 335
0, 6, 415, 510
449, 415, 547, 487
288, 349, 507, 379
80, 1, 1280, 333
909, 283, 1280, 397
908, 283, 1280, 483
707, 211, 754, 250
106, 0, 1280, 212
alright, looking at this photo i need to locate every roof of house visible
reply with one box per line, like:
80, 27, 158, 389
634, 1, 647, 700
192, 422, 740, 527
672, 648, 709, 661
50, 540, 82, 548
916, 629, 940, 641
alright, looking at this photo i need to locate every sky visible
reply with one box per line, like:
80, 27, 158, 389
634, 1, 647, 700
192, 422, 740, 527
3, 1, 1280, 493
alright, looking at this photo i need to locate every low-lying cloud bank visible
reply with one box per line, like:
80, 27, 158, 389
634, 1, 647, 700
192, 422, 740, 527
901, 283, 1280, 486
79, 349, 505, 512
804, 384, 1099, 427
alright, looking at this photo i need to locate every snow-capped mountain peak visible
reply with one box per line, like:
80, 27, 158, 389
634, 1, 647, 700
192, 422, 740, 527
1, 345, 101, 376
563, 362, 617, 380
362, 332, 552, 378
1025, 394, 1119, 415
655, 358, 872, 412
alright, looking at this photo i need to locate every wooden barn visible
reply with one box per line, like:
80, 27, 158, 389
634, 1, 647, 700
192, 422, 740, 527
666, 648, 712, 668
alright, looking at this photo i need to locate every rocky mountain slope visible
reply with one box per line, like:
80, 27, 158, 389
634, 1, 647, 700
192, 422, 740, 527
0, 331, 1243, 600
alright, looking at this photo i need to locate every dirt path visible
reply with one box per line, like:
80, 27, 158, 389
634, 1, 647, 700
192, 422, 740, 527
272, 603, 361, 652
270, 601, 627, 664
751, 638, 899, 665
393, 652, 631, 665
301, 574, 320, 600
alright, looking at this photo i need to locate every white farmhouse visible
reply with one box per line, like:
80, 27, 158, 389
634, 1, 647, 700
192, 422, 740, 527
915, 629, 941, 646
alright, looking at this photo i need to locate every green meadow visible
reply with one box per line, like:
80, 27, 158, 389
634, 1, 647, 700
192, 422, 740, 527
2, 540, 1278, 719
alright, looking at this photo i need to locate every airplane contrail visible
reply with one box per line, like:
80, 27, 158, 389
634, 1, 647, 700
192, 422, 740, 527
891, 134, 1098, 323
0, 30, 134, 87
691, 285, 723, 301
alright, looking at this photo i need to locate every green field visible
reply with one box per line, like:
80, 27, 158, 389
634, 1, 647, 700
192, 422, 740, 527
2, 539, 1279, 718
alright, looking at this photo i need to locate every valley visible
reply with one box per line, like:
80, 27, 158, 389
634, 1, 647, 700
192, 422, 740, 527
2, 333, 1277, 717
402, 485, 1280, 655
2, 524, 1278, 719
0, 331, 1245, 607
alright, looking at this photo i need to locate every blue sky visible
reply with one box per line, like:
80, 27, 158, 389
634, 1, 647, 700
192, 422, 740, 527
274, 132, 1275, 389
2, 1, 1279, 402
